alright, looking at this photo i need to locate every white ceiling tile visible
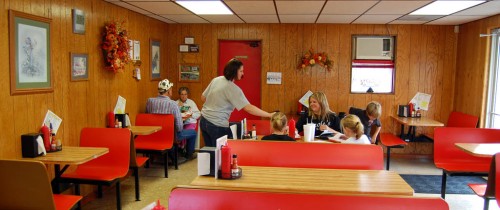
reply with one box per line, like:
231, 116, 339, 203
322, 1, 377, 15
160, 15, 209, 23
200, 15, 244, 23
366, 1, 431, 15
128, 1, 191, 15
353, 15, 401, 24
390, 20, 428, 24
279, 15, 317, 23
426, 15, 488, 25
239, 15, 279, 23
276, 1, 325, 15
316, 15, 359, 23
146, 14, 176, 24
110, 2, 152, 15
225, 1, 276, 15
453, 1, 500, 16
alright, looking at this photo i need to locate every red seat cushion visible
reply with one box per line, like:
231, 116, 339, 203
135, 114, 175, 151
62, 165, 127, 181
135, 157, 149, 167
468, 183, 487, 197
380, 133, 407, 147
53, 194, 82, 210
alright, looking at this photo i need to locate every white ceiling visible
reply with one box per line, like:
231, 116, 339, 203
105, 0, 500, 25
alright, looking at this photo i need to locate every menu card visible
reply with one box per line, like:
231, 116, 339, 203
42, 110, 62, 134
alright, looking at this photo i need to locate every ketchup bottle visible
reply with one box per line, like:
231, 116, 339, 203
107, 111, 115, 128
288, 118, 296, 139
40, 124, 51, 151
408, 103, 414, 117
221, 145, 232, 179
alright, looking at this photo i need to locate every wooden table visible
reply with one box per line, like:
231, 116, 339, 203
190, 166, 414, 196
455, 143, 500, 157
391, 116, 444, 141
25, 146, 108, 193
128, 126, 162, 167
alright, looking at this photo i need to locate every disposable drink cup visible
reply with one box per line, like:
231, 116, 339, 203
303, 124, 315, 142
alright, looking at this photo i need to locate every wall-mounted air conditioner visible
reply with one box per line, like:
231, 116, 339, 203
354, 36, 394, 60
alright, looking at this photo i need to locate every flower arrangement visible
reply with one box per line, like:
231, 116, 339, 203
101, 21, 130, 73
298, 48, 332, 71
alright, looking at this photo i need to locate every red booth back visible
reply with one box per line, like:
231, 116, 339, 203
227, 140, 384, 170
135, 114, 175, 150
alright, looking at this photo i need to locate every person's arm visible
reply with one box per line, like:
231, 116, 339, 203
371, 126, 381, 144
201, 95, 206, 103
172, 103, 183, 132
242, 104, 273, 118
296, 114, 307, 133
189, 99, 201, 120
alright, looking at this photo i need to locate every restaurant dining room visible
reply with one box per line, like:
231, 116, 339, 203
1, 0, 500, 209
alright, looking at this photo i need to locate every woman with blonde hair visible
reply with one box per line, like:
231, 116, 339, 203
334, 115, 370, 144
295, 92, 341, 136
262, 112, 295, 141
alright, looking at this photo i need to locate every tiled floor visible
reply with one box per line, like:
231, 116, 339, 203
82, 156, 497, 210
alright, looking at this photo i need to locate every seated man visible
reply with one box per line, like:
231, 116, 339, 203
146, 79, 197, 160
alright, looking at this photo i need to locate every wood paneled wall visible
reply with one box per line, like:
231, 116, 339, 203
454, 14, 500, 127
167, 24, 457, 153
0, 0, 169, 159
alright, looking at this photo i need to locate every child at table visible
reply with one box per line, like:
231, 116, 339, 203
349, 101, 382, 144
330, 115, 370, 144
262, 112, 295, 141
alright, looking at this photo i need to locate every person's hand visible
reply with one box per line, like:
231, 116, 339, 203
339, 135, 348, 140
319, 125, 330, 131
178, 101, 183, 106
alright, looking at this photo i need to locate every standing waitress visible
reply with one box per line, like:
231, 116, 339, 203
200, 58, 273, 146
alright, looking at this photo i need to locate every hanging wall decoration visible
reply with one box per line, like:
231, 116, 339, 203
297, 48, 332, 71
101, 20, 130, 73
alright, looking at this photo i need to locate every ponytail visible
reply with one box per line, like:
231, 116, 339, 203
341, 115, 365, 139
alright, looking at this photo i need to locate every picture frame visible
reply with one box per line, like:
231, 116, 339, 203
184, 36, 194, 44
179, 64, 200, 82
189, 44, 199, 53
179, 44, 189, 53
70, 53, 89, 81
9, 10, 53, 95
150, 39, 161, 80
72, 9, 85, 34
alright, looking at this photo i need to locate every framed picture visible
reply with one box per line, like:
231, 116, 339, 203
9, 10, 52, 95
150, 39, 161, 80
184, 36, 194, 44
70, 53, 89, 81
179, 64, 200, 82
72, 9, 85, 34
189, 44, 199, 53
179, 44, 189, 52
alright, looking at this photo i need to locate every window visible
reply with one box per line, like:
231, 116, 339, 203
351, 36, 395, 94
351, 60, 394, 93
485, 28, 500, 128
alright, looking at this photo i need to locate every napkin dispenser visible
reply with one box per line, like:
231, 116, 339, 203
398, 105, 409, 117
21, 133, 43, 158
115, 113, 128, 128
199, 147, 216, 176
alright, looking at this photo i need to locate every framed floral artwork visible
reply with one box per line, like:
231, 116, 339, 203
179, 64, 200, 82
9, 10, 53, 95
150, 39, 161, 80
70, 53, 89, 81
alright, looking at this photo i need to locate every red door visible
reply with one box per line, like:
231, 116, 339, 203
218, 40, 262, 122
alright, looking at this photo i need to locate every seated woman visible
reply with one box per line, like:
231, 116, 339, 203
262, 112, 295, 141
331, 115, 370, 144
177, 87, 200, 130
295, 92, 341, 136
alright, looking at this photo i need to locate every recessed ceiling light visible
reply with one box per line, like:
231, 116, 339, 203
176, 1, 233, 15
410, 1, 485, 15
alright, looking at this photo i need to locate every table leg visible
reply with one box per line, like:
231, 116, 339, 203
399, 124, 405, 139
411, 126, 416, 141
52, 164, 69, 194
